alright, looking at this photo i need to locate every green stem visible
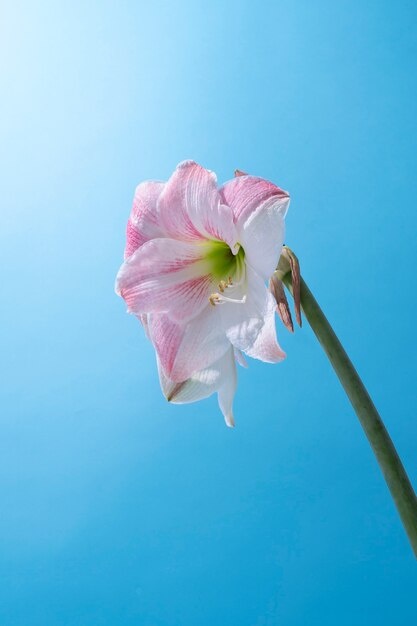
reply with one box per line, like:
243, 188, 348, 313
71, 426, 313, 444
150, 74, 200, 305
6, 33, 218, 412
283, 273, 417, 558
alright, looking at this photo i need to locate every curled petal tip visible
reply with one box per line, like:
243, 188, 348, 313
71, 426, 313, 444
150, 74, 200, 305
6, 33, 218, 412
176, 159, 197, 169
166, 381, 187, 402
234, 348, 249, 369
225, 413, 235, 428
234, 169, 247, 177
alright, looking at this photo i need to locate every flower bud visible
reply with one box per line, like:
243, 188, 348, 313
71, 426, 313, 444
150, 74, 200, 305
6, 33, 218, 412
274, 246, 302, 328
270, 273, 294, 333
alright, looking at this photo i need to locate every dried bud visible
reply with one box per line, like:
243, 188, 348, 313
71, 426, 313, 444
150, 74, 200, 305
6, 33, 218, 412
274, 246, 302, 328
270, 274, 294, 333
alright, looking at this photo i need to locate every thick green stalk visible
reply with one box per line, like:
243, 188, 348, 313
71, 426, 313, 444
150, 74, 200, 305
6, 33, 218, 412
283, 273, 417, 558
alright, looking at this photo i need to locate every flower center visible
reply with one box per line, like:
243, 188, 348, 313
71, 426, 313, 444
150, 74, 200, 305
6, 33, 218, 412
203, 240, 245, 281
203, 242, 247, 307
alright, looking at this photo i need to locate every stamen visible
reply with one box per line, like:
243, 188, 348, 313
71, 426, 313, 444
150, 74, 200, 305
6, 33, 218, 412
209, 270, 248, 306
209, 294, 221, 306
209, 292, 247, 306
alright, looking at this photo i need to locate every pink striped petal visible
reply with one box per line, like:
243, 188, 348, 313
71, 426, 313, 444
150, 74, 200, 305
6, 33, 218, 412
157, 161, 238, 249
220, 174, 289, 223
220, 266, 285, 363
125, 181, 165, 259
149, 306, 230, 383
116, 238, 217, 322
220, 175, 290, 280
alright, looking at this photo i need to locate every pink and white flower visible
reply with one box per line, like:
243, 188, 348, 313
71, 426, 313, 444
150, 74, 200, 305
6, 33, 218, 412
116, 161, 290, 426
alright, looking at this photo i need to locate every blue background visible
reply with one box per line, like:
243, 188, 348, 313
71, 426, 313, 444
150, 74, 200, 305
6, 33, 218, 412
1, 1, 417, 624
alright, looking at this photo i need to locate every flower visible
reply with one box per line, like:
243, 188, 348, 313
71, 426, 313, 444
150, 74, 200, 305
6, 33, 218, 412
116, 160, 290, 425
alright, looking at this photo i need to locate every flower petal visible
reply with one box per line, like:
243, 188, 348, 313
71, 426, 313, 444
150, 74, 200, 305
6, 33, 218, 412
244, 291, 286, 363
234, 348, 248, 368
221, 174, 290, 223
158, 347, 237, 428
157, 161, 238, 249
220, 175, 290, 280
138, 313, 151, 340
157, 350, 222, 403
149, 306, 230, 382
116, 238, 217, 322
217, 348, 237, 427
220, 266, 285, 363
158, 357, 220, 404
125, 181, 166, 259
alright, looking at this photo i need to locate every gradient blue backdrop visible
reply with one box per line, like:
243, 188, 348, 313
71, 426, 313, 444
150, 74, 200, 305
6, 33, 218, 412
1, 1, 417, 624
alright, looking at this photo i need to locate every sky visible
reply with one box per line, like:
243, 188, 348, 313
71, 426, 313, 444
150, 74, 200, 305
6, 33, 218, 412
1, 0, 417, 624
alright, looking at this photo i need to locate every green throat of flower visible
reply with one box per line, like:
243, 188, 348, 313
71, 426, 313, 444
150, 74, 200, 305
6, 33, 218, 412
203, 241, 247, 307
204, 241, 245, 281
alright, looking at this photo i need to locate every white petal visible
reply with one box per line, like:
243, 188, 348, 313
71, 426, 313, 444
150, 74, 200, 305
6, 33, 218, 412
238, 196, 287, 281
220, 175, 290, 280
244, 290, 286, 363
158, 347, 238, 427
234, 348, 248, 368
220, 266, 285, 363
217, 348, 237, 427
157, 355, 222, 403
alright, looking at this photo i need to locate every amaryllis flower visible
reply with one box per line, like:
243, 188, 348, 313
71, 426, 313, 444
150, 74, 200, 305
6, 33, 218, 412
116, 160, 289, 425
